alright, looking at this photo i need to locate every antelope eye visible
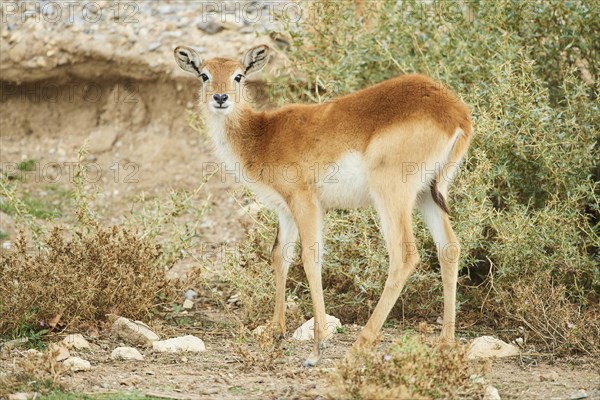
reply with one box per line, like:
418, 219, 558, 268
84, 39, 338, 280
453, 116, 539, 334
200, 73, 209, 82
234, 74, 244, 82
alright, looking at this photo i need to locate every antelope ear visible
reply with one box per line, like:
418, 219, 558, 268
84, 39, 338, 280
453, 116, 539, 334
174, 46, 203, 77
241, 45, 270, 75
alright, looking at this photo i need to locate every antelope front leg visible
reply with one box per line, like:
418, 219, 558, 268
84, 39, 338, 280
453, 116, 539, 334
290, 196, 327, 367
270, 211, 298, 337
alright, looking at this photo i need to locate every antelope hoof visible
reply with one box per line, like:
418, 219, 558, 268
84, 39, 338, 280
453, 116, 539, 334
302, 352, 321, 368
272, 326, 285, 341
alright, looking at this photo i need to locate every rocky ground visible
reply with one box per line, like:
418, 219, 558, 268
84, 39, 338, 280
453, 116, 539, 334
3, 317, 599, 400
1, 0, 288, 247
1, 1, 599, 399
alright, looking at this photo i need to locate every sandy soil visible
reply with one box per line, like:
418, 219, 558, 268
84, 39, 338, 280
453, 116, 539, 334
33, 323, 600, 399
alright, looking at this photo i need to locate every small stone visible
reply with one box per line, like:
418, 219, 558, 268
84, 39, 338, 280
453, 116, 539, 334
148, 41, 161, 52
196, 20, 224, 34
87, 127, 118, 153
152, 335, 206, 353
184, 289, 197, 300
182, 299, 194, 309
8, 393, 32, 400
484, 385, 501, 400
539, 370, 559, 382
569, 389, 589, 400
292, 315, 342, 341
62, 334, 91, 350
1, 337, 28, 349
285, 298, 299, 314
63, 356, 91, 371
49, 343, 70, 361
8, 393, 36, 400
25, 349, 42, 357
112, 317, 159, 347
252, 325, 267, 336
111, 346, 144, 361
8, 42, 28, 62
157, 5, 173, 14
467, 336, 520, 359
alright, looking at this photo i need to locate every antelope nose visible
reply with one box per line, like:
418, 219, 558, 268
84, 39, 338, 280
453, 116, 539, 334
213, 93, 229, 105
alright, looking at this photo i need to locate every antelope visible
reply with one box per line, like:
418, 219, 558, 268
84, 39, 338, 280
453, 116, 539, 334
174, 44, 473, 367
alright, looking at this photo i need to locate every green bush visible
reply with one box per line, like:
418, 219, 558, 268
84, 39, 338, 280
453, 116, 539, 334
228, 0, 599, 354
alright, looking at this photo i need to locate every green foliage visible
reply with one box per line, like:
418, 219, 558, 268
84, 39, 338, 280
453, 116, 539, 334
0, 187, 64, 220
224, 0, 600, 354
16, 159, 37, 172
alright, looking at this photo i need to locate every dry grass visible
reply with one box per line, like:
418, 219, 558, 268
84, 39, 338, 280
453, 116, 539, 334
0, 225, 176, 335
499, 276, 600, 356
330, 334, 485, 400
0, 347, 68, 397
232, 324, 285, 372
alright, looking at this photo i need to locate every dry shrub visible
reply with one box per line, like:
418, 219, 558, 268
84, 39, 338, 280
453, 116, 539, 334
0, 224, 175, 335
232, 324, 285, 372
0, 347, 68, 397
221, 208, 279, 328
331, 335, 484, 400
498, 276, 600, 356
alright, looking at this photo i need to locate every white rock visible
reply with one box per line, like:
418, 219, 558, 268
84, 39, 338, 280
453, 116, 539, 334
63, 356, 91, 371
285, 297, 299, 314
182, 299, 194, 309
62, 334, 90, 350
484, 385, 501, 400
8, 393, 33, 400
252, 324, 268, 336
2, 337, 28, 349
87, 126, 118, 153
570, 389, 589, 400
112, 317, 159, 346
111, 346, 144, 361
49, 343, 70, 361
152, 335, 206, 353
292, 315, 341, 341
467, 336, 520, 359
25, 349, 42, 357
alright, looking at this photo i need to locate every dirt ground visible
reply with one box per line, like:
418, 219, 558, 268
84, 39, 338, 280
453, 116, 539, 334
1, 1, 599, 399
30, 322, 600, 399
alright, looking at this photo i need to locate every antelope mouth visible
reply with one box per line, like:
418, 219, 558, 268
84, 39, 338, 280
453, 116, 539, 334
209, 101, 231, 111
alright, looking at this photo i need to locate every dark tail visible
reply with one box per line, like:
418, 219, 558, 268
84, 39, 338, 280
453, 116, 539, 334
430, 177, 450, 214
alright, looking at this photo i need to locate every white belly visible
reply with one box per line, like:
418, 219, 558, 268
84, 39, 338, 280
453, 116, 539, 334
317, 151, 372, 210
